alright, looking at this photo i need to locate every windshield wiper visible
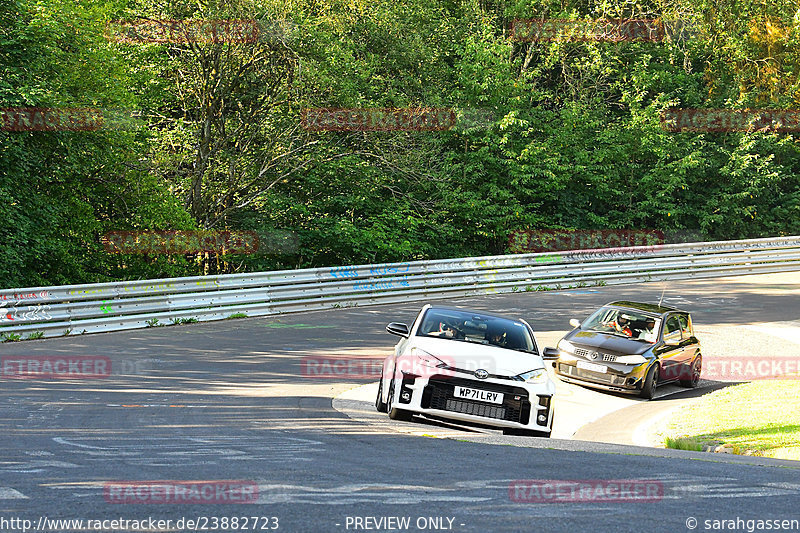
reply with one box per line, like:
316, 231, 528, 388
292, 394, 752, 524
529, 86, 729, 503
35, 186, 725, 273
587, 330, 634, 339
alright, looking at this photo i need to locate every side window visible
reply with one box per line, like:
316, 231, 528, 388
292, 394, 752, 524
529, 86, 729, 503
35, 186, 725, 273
678, 314, 693, 339
663, 315, 681, 341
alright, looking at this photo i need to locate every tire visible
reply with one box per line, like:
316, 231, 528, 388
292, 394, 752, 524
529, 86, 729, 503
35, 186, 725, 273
375, 370, 388, 413
389, 407, 413, 421
639, 363, 659, 400
386, 377, 413, 421
503, 428, 551, 438
679, 355, 702, 388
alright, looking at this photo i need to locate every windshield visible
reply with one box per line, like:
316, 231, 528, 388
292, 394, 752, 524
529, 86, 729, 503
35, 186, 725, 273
581, 307, 661, 343
416, 308, 536, 353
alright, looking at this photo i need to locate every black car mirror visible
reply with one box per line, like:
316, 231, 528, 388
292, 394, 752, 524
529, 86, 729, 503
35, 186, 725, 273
569, 318, 581, 328
386, 322, 410, 338
542, 347, 559, 360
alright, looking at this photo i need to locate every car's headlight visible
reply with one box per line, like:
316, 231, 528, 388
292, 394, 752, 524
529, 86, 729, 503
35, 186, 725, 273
516, 368, 548, 384
557, 339, 575, 354
615, 354, 648, 365
411, 348, 447, 368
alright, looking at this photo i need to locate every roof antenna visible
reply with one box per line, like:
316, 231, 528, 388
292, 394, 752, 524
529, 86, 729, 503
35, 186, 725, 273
658, 284, 666, 307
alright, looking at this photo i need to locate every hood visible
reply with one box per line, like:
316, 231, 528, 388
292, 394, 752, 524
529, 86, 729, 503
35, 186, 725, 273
411, 336, 544, 376
564, 329, 653, 355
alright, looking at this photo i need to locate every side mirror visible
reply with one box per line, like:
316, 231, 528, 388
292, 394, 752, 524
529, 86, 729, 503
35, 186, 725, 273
386, 322, 410, 338
569, 318, 581, 328
542, 347, 559, 360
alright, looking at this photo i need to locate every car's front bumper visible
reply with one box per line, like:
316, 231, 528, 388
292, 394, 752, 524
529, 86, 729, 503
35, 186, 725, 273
390, 372, 555, 432
553, 359, 648, 393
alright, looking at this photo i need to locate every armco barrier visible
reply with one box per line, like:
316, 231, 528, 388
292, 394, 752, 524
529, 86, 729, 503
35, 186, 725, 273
2, 236, 800, 339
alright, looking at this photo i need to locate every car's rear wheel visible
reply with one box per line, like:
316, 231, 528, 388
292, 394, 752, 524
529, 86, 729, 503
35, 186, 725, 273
680, 355, 702, 388
375, 370, 388, 413
387, 377, 413, 421
639, 363, 659, 400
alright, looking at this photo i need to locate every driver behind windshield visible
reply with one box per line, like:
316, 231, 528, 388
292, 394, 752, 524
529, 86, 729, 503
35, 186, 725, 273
428, 320, 457, 338
604, 312, 632, 337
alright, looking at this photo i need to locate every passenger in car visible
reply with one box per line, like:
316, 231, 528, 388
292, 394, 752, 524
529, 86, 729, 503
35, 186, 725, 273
637, 318, 658, 342
485, 327, 507, 347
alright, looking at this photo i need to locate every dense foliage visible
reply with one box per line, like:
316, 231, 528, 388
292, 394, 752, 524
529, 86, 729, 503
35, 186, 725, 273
2, 0, 799, 287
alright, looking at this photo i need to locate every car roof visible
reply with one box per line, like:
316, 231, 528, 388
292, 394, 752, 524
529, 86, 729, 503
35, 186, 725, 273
605, 300, 686, 315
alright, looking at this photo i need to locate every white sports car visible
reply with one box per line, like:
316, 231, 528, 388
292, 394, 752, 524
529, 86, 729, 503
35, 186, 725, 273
376, 305, 556, 437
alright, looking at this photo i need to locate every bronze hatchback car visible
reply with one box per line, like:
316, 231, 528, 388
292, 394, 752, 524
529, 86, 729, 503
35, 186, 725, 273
544, 301, 701, 400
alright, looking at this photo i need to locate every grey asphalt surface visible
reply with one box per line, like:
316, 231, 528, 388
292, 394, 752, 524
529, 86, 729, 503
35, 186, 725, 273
1, 272, 800, 533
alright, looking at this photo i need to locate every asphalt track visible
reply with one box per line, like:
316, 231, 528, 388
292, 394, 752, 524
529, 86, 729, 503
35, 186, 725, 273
1, 272, 800, 533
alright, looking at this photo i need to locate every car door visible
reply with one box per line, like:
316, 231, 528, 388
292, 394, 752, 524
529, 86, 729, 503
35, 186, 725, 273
678, 313, 699, 368
657, 314, 685, 382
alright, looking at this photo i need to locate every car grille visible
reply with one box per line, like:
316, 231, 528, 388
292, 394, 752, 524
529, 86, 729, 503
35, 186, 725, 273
444, 399, 506, 419
574, 348, 617, 362
421, 375, 530, 424
440, 365, 517, 381
559, 363, 627, 386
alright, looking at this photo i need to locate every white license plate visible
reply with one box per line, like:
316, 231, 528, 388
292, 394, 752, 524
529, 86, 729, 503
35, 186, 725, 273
577, 360, 607, 374
453, 386, 503, 404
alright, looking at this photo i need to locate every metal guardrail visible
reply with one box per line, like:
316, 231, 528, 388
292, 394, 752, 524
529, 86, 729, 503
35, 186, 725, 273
2, 236, 800, 339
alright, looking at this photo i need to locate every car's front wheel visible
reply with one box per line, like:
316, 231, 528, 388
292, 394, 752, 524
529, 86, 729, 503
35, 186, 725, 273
639, 363, 659, 400
503, 428, 551, 438
386, 377, 413, 421
375, 370, 388, 413
680, 355, 702, 388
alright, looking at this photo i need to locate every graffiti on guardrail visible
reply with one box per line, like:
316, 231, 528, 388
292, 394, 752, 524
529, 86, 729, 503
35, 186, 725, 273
330, 264, 411, 279
330, 266, 358, 278
533, 255, 562, 263
65, 280, 226, 297
0, 290, 50, 302
0, 303, 52, 322
369, 264, 410, 276
353, 277, 410, 291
